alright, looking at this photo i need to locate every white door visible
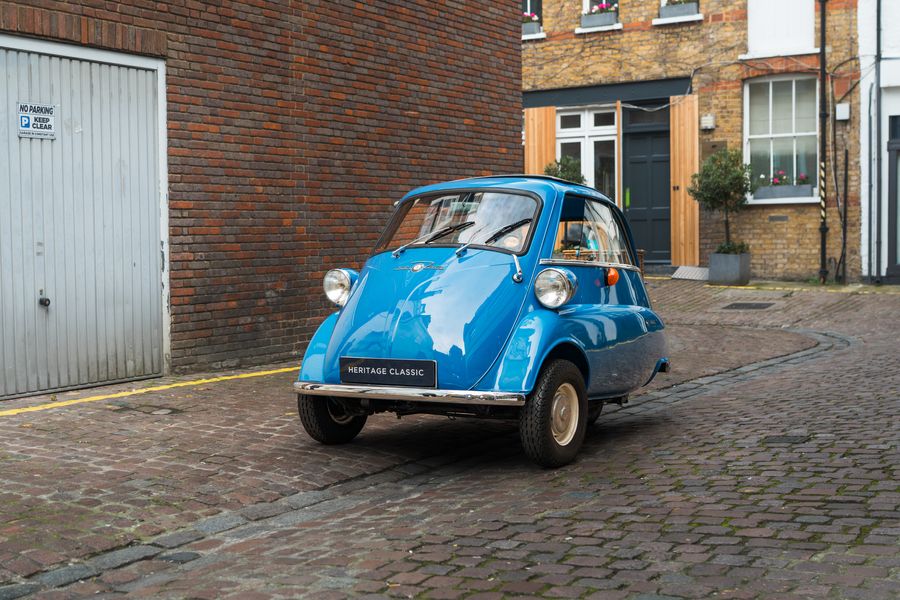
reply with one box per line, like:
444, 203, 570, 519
0, 44, 164, 398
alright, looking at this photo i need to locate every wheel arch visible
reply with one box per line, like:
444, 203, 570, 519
298, 312, 340, 382
541, 341, 590, 389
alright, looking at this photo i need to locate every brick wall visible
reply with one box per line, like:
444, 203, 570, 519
523, 0, 861, 281
0, 1, 523, 371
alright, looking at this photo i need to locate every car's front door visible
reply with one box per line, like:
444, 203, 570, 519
550, 195, 658, 396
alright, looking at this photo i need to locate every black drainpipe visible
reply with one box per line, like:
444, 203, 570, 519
818, 0, 829, 283
868, 81, 874, 280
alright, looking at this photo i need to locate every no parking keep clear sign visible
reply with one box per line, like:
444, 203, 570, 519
17, 102, 56, 139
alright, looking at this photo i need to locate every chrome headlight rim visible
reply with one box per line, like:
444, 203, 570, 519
534, 267, 577, 309
323, 268, 357, 307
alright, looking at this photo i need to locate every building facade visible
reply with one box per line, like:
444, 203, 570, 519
858, 0, 900, 283
0, 1, 523, 398
522, 0, 862, 281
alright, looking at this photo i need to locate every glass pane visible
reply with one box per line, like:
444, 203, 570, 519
594, 112, 615, 127
772, 80, 793, 134
377, 192, 539, 253
628, 107, 668, 125
896, 154, 900, 260
749, 138, 771, 186
795, 78, 816, 133
795, 135, 817, 187
772, 137, 794, 183
552, 196, 630, 264
593, 140, 615, 200
560, 141, 581, 161
560, 114, 581, 129
749, 81, 770, 135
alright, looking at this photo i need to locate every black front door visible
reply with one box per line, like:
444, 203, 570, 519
887, 140, 900, 281
623, 131, 670, 263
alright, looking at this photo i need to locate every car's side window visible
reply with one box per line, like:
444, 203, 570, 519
552, 196, 631, 265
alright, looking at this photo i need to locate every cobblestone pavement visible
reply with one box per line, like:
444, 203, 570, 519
0, 280, 897, 599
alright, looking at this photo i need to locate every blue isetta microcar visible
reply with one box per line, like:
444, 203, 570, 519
294, 176, 668, 467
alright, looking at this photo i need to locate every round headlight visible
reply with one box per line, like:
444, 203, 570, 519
534, 268, 576, 309
323, 269, 353, 306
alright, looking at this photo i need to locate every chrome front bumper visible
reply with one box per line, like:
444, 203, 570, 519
293, 382, 525, 406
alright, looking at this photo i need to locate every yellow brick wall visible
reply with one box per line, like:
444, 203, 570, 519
524, 0, 861, 281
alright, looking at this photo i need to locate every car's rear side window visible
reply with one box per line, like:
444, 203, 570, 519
552, 196, 631, 265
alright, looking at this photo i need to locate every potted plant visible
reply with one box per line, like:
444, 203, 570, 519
544, 156, 586, 184
753, 170, 814, 200
522, 12, 541, 35
659, 0, 700, 19
581, 3, 618, 28
687, 149, 754, 285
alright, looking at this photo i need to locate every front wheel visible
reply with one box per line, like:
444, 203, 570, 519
297, 395, 367, 444
519, 360, 588, 468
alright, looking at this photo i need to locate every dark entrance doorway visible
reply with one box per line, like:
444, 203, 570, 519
623, 106, 670, 264
887, 116, 900, 282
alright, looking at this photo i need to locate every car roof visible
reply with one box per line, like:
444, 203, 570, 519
401, 175, 613, 205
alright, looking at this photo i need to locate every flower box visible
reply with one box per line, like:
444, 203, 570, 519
522, 22, 542, 35
659, 2, 699, 19
753, 184, 813, 200
581, 11, 618, 28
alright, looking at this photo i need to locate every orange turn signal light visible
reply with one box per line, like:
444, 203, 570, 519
606, 267, 619, 286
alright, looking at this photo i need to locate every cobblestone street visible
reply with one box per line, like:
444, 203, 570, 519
0, 280, 898, 599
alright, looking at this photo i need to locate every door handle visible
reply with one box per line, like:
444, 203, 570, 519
38, 296, 50, 308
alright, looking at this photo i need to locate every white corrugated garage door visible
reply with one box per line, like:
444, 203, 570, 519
0, 37, 167, 398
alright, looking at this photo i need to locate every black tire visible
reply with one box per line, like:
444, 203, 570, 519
297, 395, 367, 444
587, 402, 603, 426
519, 359, 588, 468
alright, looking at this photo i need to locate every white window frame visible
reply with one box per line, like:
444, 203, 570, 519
522, 0, 547, 40
743, 74, 819, 205
556, 107, 617, 195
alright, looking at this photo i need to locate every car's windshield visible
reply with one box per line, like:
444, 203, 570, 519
376, 191, 539, 254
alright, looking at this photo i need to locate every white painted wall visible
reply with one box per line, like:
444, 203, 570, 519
858, 0, 900, 277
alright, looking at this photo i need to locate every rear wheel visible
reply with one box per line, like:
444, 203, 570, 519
519, 360, 587, 468
297, 395, 367, 444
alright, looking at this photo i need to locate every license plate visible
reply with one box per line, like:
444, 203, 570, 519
340, 357, 437, 388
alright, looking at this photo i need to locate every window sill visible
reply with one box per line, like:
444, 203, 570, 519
522, 31, 547, 41
575, 23, 623, 34
652, 13, 703, 26
739, 48, 819, 60
747, 196, 819, 206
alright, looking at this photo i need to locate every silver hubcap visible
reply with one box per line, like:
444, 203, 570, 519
327, 400, 354, 425
550, 383, 579, 446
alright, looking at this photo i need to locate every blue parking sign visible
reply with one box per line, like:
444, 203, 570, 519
20, 115, 30, 128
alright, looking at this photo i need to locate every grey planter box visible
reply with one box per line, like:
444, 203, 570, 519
581, 12, 618, 28
709, 252, 751, 286
522, 22, 541, 35
659, 2, 700, 18
753, 184, 813, 200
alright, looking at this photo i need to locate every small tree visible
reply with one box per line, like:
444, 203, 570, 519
687, 149, 753, 254
544, 156, 586, 185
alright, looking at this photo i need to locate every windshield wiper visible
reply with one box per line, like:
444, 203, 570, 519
392, 221, 474, 257
483, 218, 533, 245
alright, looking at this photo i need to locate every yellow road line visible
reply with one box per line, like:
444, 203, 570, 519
0, 366, 298, 418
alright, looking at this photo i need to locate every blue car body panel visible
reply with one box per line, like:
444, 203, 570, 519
298, 175, 667, 398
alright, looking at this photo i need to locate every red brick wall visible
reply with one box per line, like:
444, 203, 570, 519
0, 1, 523, 371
